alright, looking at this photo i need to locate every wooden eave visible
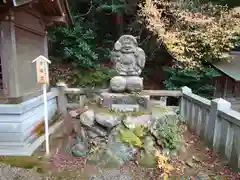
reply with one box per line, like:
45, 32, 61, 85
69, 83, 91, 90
0, 0, 73, 26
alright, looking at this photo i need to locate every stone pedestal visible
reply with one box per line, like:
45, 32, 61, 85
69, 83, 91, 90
100, 92, 150, 112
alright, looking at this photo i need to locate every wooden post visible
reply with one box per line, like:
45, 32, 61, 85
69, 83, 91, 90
1, 20, 19, 97
223, 76, 228, 99
213, 79, 217, 98
57, 82, 73, 135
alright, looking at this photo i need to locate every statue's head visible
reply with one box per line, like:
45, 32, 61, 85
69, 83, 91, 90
114, 35, 138, 53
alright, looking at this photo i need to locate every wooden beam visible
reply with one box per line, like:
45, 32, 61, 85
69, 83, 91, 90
1, 20, 20, 97
223, 76, 228, 98
43, 15, 65, 23
213, 80, 217, 98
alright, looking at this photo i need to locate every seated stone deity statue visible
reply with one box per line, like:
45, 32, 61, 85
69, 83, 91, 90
109, 35, 146, 93
111, 35, 146, 76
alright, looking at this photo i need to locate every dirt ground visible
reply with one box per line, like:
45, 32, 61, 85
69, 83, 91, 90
171, 129, 240, 179
34, 123, 240, 179
1, 122, 240, 179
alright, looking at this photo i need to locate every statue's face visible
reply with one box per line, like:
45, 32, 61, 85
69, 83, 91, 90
120, 39, 136, 53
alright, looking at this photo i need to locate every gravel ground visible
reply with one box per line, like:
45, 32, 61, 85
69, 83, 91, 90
0, 163, 42, 180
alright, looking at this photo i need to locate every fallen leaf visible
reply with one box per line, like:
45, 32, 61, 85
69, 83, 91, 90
166, 164, 174, 171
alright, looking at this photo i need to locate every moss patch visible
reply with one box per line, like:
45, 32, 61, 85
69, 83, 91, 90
98, 108, 151, 117
0, 156, 44, 169
119, 127, 142, 148
151, 107, 169, 113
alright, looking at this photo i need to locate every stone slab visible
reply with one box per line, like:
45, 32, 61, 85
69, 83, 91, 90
101, 92, 150, 109
111, 104, 140, 112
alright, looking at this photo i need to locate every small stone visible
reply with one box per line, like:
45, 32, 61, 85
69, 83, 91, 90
170, 150, 178, 158
95, 113, 121, 128
69, 110, 79, 118
138, 151, 157, 168
71, 142, 88, 157
85, 124, 108, 137
162, 148, 170, 156
186, 158, 193, 167
197, 171, 210, 179
80, 110, 95, 127
69, 106, 89, 118
192, 156, 200, 162
110, 76, 127, 92
87, 131, 99, 139
178, 145, 187, 155
156, 139, 163, 146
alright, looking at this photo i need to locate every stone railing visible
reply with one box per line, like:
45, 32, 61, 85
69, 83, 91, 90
180, 86, 240, 171
56, 82, 182, 135
56, 82, 182, 113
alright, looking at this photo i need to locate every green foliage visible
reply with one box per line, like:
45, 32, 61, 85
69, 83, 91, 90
50, 63, 115, 88
155, 118, 184, 150
48, 0, 130, 86
163, 66, 221, 98
48, 20, 98, 69
48, 0, 127, 69
211, 0, 240, 7
137, 0, 240, 97
71, 68, 117, 87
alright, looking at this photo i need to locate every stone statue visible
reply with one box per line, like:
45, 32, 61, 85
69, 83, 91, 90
109, 35, 146, 92
111, 35, 146, 76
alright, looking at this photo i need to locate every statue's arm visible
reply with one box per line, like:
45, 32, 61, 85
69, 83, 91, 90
110, 51, 121, 63
135, 47, 146, 68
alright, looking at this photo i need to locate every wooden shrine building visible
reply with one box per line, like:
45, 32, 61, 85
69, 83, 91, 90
213, 50, 240, 112
0, 0, 72, 102
0, 0, 72, 155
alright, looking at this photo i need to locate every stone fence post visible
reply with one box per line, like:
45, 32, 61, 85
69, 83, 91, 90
56, 82, 68, 117
180, 86, 192, 117
207, 98, 231, 148
56, 82, 73, 135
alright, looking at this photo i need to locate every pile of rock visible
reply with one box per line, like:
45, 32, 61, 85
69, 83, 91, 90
68, 105, 183, 169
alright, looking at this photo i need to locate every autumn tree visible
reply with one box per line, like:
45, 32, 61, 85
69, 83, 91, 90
138, 0, 240, 97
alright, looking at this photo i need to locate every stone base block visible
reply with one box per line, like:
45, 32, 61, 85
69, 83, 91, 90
100, 92, 150, 109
